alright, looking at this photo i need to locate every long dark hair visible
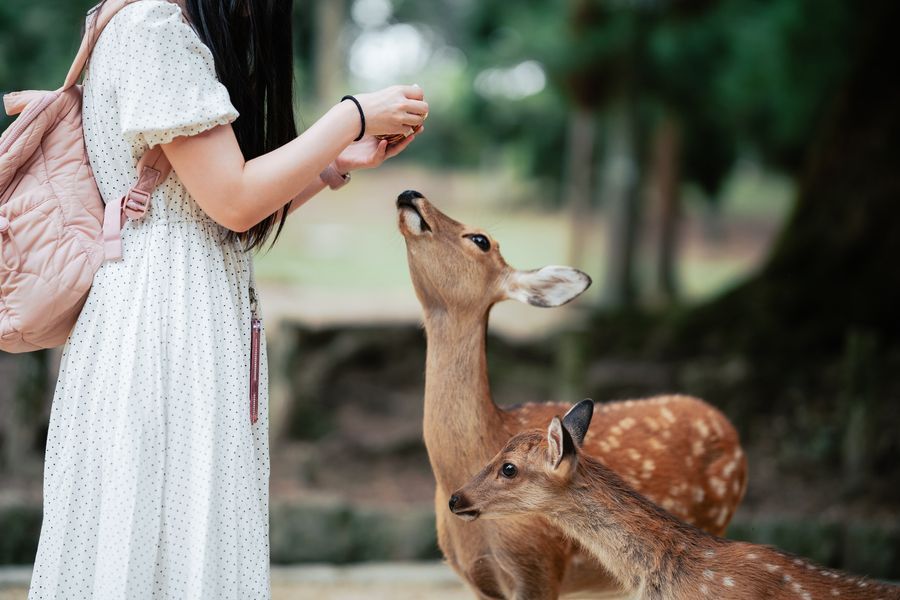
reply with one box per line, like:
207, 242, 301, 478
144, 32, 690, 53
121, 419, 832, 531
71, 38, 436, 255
185, 0, 297, 251
90, 0, 298, 251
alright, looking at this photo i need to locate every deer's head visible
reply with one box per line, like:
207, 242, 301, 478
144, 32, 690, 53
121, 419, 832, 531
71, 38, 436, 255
448, 400, 595, 521
396, 190, 592, 315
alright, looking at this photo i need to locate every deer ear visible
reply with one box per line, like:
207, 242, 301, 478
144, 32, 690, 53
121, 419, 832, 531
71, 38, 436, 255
504, 266, 592, 308
547, 416, 576, 469
562, 399, 594, 447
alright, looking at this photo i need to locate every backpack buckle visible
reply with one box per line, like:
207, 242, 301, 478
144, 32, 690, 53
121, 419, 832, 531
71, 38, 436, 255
123, 188, 151, 219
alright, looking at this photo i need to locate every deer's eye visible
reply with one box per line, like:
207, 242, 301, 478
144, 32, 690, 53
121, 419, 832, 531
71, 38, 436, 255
465, 234, 491, 252
500, 463, 518, 479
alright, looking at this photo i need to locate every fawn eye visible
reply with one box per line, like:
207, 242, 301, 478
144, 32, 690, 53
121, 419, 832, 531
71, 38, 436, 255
500, 463, 518, 479
465, 234, 491, 252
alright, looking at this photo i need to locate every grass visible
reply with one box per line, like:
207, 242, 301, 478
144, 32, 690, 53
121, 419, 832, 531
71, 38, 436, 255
253, 163, 792, 306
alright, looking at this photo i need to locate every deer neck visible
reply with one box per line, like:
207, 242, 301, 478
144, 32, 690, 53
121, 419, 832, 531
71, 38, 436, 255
422, 307, 505, 491
548, 459, 707, 597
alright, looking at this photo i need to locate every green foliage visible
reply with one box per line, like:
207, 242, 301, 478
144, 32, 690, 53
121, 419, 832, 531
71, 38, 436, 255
0, 504, 42, 564
0, 0, 96, 129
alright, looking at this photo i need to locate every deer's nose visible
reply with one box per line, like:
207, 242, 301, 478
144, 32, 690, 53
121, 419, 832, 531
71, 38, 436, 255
397, 189, 424, 207
449, 494, 461, 511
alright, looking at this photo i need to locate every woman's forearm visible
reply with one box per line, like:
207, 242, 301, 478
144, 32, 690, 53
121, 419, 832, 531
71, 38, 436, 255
161, 100, 359, 231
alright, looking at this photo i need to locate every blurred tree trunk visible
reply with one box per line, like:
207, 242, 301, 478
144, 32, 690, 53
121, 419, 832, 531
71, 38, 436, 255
313, 0, 344, 107
670, 0, 900, 357
0, 352, 50, 479
564, 108, 597, 267
601, 95, 641, 308
649, 113, 682, 304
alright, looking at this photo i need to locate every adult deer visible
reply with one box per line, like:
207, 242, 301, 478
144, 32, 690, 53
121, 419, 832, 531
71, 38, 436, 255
397, 190, 747, 599
451, 400, 900, 600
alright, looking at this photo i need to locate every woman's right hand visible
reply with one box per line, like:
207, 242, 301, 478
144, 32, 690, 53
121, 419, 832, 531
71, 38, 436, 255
354, 85, 428, 137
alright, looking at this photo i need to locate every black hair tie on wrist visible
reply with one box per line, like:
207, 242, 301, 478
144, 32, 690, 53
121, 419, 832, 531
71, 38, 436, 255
341, 95, 366, 141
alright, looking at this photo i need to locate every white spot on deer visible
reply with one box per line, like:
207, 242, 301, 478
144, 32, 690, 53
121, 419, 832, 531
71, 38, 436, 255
669, 482, 687, 497
642, 459, 655, 473
703, 549, 715, 558
746, 553, 758, 560
660, 407, 677, 424
693, 419, 710, 438
693, 487, 705, 503
792, 582, 802, 592
715, 507, 729, 528
722, 576, 735, 587
802, 593, 812, 600
765, 564, 780, 573
627, 448, 642, 462
857, 581, 868, 588
610, 425, 623, 436
661, 429, 672, 440
619, 417, 636, 430
783, 574, 793, 583
661, 497, 676, 511
692, 439, 705, 456
605, 436, 621, 449
830, 589, 840, 596
699, 584, 709, 595
722, 460, 738, 478
709, 477, 727, 498
702, 569, 714, 581
732, 480, 741, 495
643, 417, 661, 432
649, 437, 666, 451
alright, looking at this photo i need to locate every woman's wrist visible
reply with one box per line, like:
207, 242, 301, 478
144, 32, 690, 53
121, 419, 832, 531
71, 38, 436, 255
328, 100, 363, 148
320, 161, 351, 190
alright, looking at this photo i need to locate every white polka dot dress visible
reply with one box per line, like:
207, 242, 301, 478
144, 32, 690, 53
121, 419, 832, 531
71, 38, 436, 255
28, 2, 271, 598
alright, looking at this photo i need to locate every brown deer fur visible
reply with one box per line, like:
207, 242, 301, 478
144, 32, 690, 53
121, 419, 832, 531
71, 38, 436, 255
397, 191, 748, 599
451, 402, 899, 600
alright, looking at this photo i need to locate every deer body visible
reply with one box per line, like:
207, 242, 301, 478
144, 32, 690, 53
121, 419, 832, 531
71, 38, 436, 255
398, 191, 748, 598
451, 402, 899, 600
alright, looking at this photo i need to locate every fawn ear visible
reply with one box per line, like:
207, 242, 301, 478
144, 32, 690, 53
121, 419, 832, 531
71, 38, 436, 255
562, 399, 594, 447
504, 266, 592, 308
548, 416, 576, 469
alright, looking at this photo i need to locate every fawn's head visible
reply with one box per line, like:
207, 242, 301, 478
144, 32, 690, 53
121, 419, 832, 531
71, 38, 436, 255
449, 399, 595, 521
396, 190, 591, 315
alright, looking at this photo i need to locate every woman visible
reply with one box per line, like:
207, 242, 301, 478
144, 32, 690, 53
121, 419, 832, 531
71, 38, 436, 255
27, 0, 426, 598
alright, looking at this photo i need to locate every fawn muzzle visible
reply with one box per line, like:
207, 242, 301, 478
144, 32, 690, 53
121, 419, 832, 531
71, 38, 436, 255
449, 491, 481, 521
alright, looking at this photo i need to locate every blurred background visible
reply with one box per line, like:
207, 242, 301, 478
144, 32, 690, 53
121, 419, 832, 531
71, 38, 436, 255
1, 0, 899, 596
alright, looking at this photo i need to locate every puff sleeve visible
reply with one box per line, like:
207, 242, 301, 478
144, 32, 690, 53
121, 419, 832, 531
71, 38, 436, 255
112, 0, 239, 148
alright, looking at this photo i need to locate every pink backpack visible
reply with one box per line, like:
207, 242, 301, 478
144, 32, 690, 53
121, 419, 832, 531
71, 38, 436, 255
0, 0, 171, 353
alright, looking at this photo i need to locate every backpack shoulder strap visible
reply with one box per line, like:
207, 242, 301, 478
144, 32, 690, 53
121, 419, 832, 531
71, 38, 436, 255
60, 0, 176, 262
59, 0, 139, 92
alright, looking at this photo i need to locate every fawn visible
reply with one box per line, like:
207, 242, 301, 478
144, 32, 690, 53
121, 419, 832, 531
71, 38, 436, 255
450, 399, 900, 600
397, 191, 748, 598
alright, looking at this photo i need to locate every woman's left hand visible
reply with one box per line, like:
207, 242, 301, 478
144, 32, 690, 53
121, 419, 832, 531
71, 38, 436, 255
333, 127, 422, 174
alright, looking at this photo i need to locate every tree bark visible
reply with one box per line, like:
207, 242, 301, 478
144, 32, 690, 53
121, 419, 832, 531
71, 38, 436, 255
565, 108, 597, 267
649, 114, 681, 304
600, 97, 642, 309
669, 0, 900, 357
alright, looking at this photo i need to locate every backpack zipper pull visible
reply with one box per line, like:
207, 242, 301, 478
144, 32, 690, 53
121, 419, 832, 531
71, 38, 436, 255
249, 282, 261, 424
250, 316, 261, 424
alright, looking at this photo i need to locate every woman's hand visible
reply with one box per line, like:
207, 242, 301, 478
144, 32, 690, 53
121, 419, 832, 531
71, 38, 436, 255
334, 127, 422, 173
354, 85, 428, 137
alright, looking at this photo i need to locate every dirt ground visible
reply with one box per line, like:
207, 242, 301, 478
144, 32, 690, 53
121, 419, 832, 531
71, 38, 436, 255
0, 563, 470, 600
